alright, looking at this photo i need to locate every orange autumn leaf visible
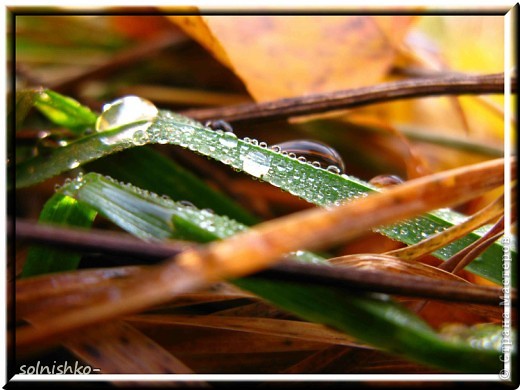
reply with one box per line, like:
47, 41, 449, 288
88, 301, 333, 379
169, 15, 417, 101
109, 15, 181, 41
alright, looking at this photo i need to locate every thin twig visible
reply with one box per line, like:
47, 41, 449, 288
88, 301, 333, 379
12, 219, 194, 260
12, 219, 512, 305
182, 72, 516, 124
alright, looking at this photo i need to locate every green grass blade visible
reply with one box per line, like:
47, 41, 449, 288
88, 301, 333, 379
85, 147, 258, 225
16, 104, 514, 284
236, 278, 508, 373
21, 193, 98, 278
33, 89, 97, 132
53, 172, 512, 373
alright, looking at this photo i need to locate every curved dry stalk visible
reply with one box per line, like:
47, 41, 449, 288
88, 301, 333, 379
125, 315, 366, 349
441, 217, 506, 274
327, 254, 505, 322
386, 191, 505, 261
182, 73, 516, 123
14, 157, 510, 356
328, 253, 469, 281
452, 230, 508, 275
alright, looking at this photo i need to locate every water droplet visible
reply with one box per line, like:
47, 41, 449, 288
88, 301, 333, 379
179, 200, 195, 208
219, 131, 238, 148
369, 174, 404, 188
205, 119, 234, 133
95, 96, 158, 133
288, 152, 297, 159
297, 156, 307, 163
326, 165, 341, 174
270, 145, 282, 153
132, 130, 149, 146
273, 139, 345, 173
312, 161, 321, 168
68, 160, 80, 169
39, 92, 51, 102
202, 208, 215, 215
54, 183, 61, 191
242, 150, 272, 178
259, 142, 268, 148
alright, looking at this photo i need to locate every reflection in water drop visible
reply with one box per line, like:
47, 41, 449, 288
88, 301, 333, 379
242, 150, 272, 178
95, 96, 158, 133
205, 119, 234, 133
273, 139, 345, 173
369, 174, 404, 188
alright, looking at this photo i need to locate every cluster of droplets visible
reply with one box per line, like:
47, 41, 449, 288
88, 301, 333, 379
54, 171, 87, 195
94, 96, 371, 208
174, 197, 248, 238
376, 215, 448, 249
439, 323, 507, 351
98, 172, 248, 239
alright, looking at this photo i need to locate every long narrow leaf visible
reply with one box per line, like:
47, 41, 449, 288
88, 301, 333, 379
16, 103, 514, 283
86, 147, 258, 225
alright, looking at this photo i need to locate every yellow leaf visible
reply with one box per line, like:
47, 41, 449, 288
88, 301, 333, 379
169, 15, 416, 101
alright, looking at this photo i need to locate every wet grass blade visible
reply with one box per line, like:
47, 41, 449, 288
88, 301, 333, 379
15, 103, 514, 284
32, 89, 97, 132
85, 146, 258, 225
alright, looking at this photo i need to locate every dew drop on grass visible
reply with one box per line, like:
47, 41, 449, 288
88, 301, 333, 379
68, 159, 80, 169
326, 165, 341, 174
96, 96, 158, 132
273, 139, 345, 173
95, 96, 158, 145
219, 131, 238, 148
242, 150, 272, 178
132, 130, 149, 146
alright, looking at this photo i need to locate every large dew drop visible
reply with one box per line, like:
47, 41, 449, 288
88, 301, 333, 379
273, 139, 345, 173
96, 96, 158, 132
242, 150, 272, 178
